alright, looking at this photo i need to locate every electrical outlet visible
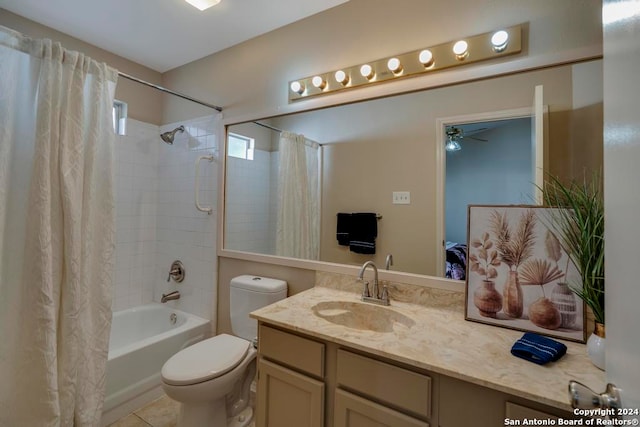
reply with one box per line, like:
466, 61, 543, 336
392, 191, 411, 205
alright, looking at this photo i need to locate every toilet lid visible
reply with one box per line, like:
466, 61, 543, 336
161, 334, 250, 386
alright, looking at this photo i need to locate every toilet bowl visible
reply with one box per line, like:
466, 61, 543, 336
161, 275, 287, 427
162, 334, 256, 427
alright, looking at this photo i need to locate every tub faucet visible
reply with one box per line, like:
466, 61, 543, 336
161, 291, 180, 303
357, 261, 389, 306
167, 260, 185, 282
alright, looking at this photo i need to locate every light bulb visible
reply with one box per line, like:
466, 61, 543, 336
491, 30, 509, 52
360, 64, 375, 80
387, 57, 402, 74
418, 49, 434, 67
335, 70, 349, 85
445, 138, 462, 152
453, 40, 469, 60
290, 81, 305, 95
312, 76, 327, 90
184, 0, 221, 11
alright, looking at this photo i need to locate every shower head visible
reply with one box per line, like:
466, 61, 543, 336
160, 125, 185, 144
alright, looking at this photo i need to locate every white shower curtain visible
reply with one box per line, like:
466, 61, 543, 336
0, 26, 117, 426
276, 132, 320, 259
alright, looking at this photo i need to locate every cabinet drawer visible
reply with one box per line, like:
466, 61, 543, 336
335, 389, 429, 427
505, 402, 562, 422
259, 324, 325, 378
336, 349, 431, 418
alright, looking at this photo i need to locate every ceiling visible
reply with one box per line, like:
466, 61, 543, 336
0, 0, 348, 72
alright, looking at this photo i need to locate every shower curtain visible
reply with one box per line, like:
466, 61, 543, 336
276, 131, 320, 259
0, 26, 117, 426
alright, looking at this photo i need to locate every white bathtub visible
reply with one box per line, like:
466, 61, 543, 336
101, 304, 210, 425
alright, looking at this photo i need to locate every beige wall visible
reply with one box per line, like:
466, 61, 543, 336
323, 61, 601, 272
0, 9, 163, 125
161, 0, 602, 123
1, 0, 604, 333
177, 0, 603, 332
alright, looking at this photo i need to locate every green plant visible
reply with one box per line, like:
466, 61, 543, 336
542, 173, 605, 324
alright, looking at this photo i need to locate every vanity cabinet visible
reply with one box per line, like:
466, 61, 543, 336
438, 376, 575, 427
256, 325, 326, 427
335, 349, 431, 427
257, 359, 324, 427
334, 389, 429, 427
256, 323, 576, 427
257, 324, 434, 427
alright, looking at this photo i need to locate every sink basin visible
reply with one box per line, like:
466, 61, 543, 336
311, 301, 415, 332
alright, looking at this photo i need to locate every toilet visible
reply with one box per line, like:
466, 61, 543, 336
161, 275, 287, 427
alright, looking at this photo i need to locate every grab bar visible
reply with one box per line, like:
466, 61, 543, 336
195, 155, 214, 214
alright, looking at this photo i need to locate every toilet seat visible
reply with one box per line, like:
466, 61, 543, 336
162, 334, 250, 386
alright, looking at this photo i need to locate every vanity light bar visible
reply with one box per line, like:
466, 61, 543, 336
288, 24, 522, 102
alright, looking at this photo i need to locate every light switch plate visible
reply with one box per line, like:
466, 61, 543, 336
392, 191, 411, 204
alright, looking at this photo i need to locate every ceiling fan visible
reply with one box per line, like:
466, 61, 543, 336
445, 126, 489, 152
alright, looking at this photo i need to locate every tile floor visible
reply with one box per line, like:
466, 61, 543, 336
108, 394, 179, 427
108, 394, 256, 427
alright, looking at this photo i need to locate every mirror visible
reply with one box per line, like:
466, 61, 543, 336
223, 59, 603, 281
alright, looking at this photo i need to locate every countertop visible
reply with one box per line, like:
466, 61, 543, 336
250, 282, 605, 412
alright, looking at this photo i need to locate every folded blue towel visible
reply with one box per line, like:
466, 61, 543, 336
511, 333, 567, 365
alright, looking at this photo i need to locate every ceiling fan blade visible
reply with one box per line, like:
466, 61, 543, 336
465, 127, 489, 135
466, 136, 489, 142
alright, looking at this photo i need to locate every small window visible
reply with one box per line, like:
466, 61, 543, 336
228, 132, 255, 160
113, 100, 128, 136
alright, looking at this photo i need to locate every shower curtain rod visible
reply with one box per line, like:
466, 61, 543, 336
118, 72, 223, 112
253, 121, 282, 133
253, 121, 324, 146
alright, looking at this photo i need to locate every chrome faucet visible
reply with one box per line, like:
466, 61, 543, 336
161, 290, 180, 303
357, 261, 389, 306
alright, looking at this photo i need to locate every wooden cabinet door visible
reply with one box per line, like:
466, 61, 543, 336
256, 358, 324, 427
505, 402, 561, 422
334, 389, 429, 427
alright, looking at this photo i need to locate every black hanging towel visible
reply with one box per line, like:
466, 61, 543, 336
349, 212, 377, 254
336, 213, 352, 246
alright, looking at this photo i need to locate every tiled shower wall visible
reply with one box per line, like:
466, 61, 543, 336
156, 116, 218, 321
113, 119, 159, 311
112, 116, 219, 322
224, 149, 274, 254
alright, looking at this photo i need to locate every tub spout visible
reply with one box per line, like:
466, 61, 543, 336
161, 291, 180, 303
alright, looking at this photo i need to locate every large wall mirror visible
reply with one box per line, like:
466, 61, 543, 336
223, 59, 602, 282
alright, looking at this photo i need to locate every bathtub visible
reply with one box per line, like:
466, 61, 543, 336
101, 304, 210, 425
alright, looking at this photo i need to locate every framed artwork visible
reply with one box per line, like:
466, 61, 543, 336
465, 205, 586, 343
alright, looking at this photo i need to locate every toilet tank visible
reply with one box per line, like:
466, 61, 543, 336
230, 275, 287, 340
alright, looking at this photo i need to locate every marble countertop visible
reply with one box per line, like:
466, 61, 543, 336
250, 283, 605, 412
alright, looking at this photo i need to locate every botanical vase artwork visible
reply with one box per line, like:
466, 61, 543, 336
489, 209, 536, 319
544, 230, 579, 329
465, 206, 585, 342
469, 232, 502, 318
520, 258, 564, 329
